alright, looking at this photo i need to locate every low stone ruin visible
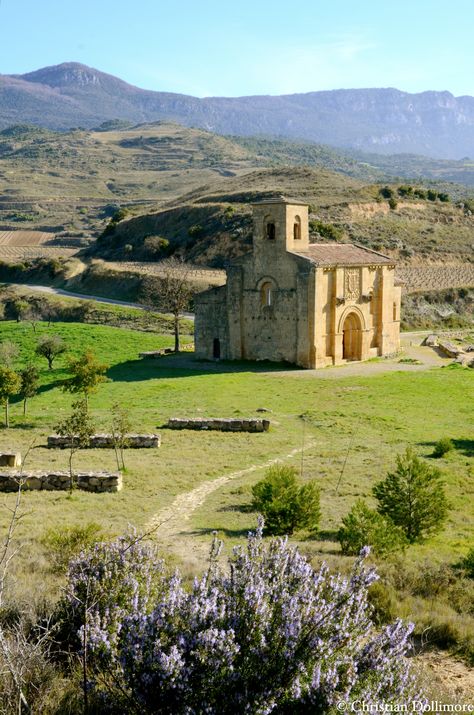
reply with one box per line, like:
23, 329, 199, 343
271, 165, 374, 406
0, 471, 122, 493
47, 433, 161, 449
0, 452, 21, 467
139, 349, 175, 358
167, 418, 270, 432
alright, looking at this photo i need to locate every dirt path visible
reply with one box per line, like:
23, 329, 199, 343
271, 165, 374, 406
146, 442, 315, 558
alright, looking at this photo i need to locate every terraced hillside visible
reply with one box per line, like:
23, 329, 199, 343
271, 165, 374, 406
93, 166, 474, 272
0, 122, 473, 294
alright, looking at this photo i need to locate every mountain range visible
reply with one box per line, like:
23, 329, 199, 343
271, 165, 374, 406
1, 62, 474, 159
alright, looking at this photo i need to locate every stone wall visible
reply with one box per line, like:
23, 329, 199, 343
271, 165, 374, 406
0, 471, 122, 492
47, 433, 161, 449
167, 418, 270, 432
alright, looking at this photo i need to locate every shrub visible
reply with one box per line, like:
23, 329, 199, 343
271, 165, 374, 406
308, 220, 344, 241
251, 465, 320, 535
59, 524, 424, 712
188, 223, 204, 237
388, 197, 398, 210
427, 189, 438, 201
432, 438, 454, 458
379, 186, 394, 199
41, 523, 104, 573
338, 500, 407, 556
373, 448, 449, 543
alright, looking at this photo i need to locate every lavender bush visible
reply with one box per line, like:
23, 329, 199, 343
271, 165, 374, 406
61, 522, 424, 714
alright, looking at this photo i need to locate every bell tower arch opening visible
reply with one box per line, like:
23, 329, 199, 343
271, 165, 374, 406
342, 312, 362, 361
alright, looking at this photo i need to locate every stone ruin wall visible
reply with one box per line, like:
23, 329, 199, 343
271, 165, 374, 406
0, 471, 122, 493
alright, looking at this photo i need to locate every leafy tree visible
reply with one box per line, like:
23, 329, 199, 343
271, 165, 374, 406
0, 366, 21, 427
0, 340, 19, 368
35, 334, 67, 369
19, 363, 39, 416
58, 525, 423, 712
338, 500, 407, 556
141, 258, 194, 352
54, 400, 95, 487
373, 448, 449, 543
251, 465, 320, 535
62, 350, 109, 410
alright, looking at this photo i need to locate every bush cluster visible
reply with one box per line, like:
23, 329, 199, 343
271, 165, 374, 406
251, 465, 320, 535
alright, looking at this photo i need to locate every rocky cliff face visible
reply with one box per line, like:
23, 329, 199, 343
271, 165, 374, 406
1, 62, 474, 158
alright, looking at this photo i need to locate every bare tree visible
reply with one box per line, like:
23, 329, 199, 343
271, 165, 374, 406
142, 257, 194, 352
110, 402, 131, 471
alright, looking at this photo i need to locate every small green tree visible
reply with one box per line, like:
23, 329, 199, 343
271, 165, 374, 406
110, 401, 131, 471
373, 448, 449, 543
62, 351, 109, 410
54, 400, 95, 488
35, 334, 67, 369
19, 363, 39, 416
0, 340, 19, 368
0, 366, 21, 427
338, 500, 407, 556
432, 438, 454, 458
42, 522, 103, 573
251, 465, 320, 536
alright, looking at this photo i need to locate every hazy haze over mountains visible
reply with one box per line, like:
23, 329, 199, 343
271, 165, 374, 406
1, 62, 474, 159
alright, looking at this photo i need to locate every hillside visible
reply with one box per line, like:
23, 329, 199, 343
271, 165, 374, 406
2, 62, 474, 158
92, 166, 474, 268
0, 121, 473, 279
1, 121, 474, 238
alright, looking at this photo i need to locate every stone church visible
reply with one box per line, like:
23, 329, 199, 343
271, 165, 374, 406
194, 197, 401, 368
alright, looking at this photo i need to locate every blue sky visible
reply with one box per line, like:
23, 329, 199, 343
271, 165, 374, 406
0, 0, 472, 97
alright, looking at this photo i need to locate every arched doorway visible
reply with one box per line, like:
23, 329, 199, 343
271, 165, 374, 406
342, 312, 362, 361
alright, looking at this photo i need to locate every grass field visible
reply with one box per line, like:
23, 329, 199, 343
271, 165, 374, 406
0, 319, 472, 664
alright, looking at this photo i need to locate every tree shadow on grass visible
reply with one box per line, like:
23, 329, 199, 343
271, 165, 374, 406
218, 504, 254, 514
107, 354, 297, 383
452, 439, 474, 457
185, 527, 253, 539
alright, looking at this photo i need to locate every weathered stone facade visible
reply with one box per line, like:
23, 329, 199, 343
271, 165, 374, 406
195, 198, 401, 368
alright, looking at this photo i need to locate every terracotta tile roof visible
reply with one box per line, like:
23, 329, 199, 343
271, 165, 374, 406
292, 243, 394, 266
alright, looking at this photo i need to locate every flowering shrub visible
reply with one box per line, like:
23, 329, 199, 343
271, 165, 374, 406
61, 522, 424, 714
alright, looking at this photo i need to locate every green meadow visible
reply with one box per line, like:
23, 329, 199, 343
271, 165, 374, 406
0, 319, 472, 661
